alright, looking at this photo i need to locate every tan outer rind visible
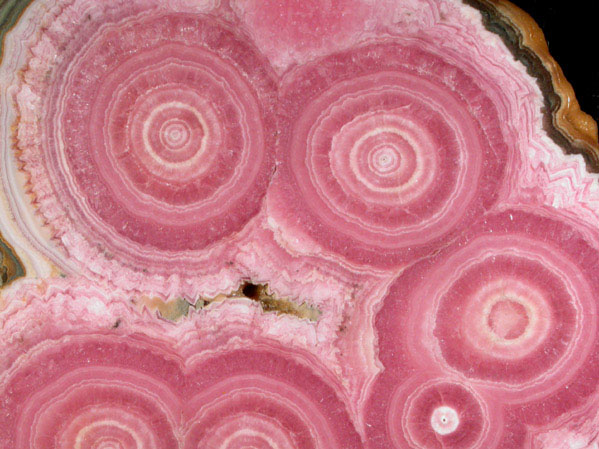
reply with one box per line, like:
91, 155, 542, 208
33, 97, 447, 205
484, 0, 599, 166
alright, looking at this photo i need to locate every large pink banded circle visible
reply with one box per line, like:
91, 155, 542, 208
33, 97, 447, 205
32, 387, 166, 449
373, 209, 599, 401
0, 334, 362, 449
43, 13, 276, 252
183, 349, 363, 449
9, 365, 179, 449
434, 253, 578, 384
185, 376, 336, 449
364, 210, 599, 447
272, 43, 508, 266
422, 220, 598, 398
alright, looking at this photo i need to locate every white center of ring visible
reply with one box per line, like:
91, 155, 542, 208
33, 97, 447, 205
160, 119, 190, 150
142, 101, 209, 168
430, 406, 459, 435
370, 145, 400, 174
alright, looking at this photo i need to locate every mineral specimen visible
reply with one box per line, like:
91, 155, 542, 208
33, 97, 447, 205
1, 0, 598, 448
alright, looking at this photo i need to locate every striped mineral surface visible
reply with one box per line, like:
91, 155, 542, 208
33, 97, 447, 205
1, 0, 599, 448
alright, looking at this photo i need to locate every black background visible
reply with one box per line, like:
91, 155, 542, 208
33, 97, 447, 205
512, 0, 598, 124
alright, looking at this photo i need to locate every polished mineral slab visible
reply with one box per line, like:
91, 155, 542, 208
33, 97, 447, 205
1, 0, 599, 448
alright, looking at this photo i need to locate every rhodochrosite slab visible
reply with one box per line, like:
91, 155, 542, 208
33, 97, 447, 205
1, 0, 599, 449
366, 208, 599, 448
14, 4, 277, 289
0, 283, 361, 448
269, 41, 509, 267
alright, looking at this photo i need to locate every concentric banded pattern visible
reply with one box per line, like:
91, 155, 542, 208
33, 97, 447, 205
0, 282, 360, 449
365, 209, 599, 447
269, 42, 508, 267
4, 1, 599, 448
398, 379, 487, 449
1, 336, 181, 449
365, 369, 498, 449
0, 332, 362, 449
425, 211, 598, 392
17, 12, 276, 271
183, 350, 362, 449
433, 244, 582, 386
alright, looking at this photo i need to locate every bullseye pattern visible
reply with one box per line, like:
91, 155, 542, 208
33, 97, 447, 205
432, 225, 598, 393
27, 383, 172, 449
365, 209, 599, 447
434, 250, 581, 385
330, 110, 437, 207
0, 323, 362, 449
183, 351, 362, 449
269, 43, 509, 267
2, 337, 181, 449
3, 1, 599, 448
16, 11, 277, 276
400, 380, 486, 449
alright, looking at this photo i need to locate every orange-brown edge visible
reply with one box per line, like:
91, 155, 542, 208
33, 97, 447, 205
467, 0, 599, 171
